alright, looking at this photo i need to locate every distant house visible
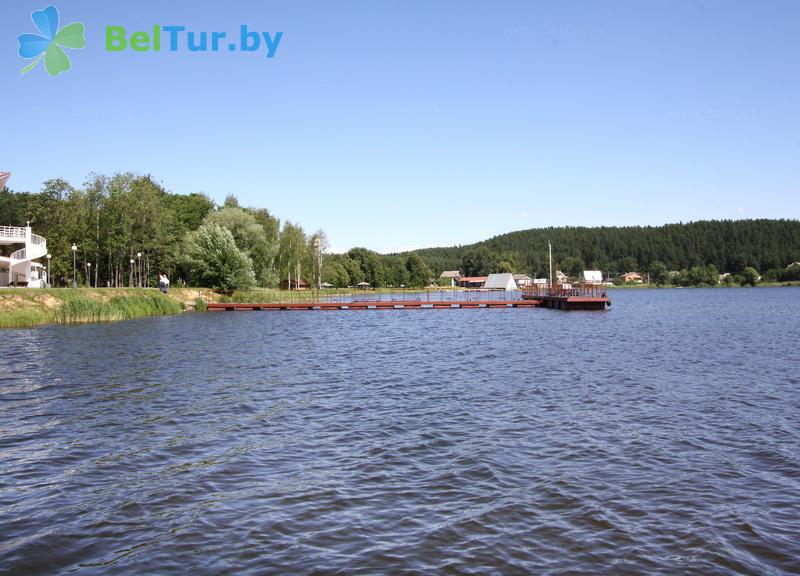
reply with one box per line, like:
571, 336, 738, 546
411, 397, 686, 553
533, 278, 548, 285
484, 273, 518, 291
320, 282, 334, 289
582, 270, 603, 284
513, 274, 533, 287
355, 281, 371, 289
459, 276, 488, 288
280, 278, 310, 290
439, 270, 461, 286
621, 272, 643, 283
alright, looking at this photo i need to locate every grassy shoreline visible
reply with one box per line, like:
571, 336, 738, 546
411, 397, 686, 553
0, 288, 211, 329
3, 283, 798, 328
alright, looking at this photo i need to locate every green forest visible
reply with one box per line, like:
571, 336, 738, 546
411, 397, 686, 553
2, 174, 799, 289
407, 220, 800, 285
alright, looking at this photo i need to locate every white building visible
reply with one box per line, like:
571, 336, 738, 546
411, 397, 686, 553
439, 270, 461, 286
513, 273, 533, 287
0, 224, 48, 287
582, 270, 603, 284
483, 273, 518, 290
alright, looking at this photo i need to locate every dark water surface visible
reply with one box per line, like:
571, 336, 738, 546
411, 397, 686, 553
2, 288, 799, 574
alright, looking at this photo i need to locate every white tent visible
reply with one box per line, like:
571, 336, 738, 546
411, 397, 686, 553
483, 273, 517, 290
583, 270, 603, 284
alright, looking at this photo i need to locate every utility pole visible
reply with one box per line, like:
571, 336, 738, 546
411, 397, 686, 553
548, 241, 553, 289
314, 237, 321, 290
71, 244, 77, 288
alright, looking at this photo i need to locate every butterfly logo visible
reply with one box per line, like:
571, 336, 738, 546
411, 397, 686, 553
18, 5, 85, 76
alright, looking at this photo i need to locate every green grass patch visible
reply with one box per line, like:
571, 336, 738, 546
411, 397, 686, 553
53, 293, 183, 324
0, 308, 51, 328
1, 288, 185, 328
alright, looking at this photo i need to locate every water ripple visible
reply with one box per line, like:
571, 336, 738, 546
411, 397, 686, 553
1, 289, 799, 574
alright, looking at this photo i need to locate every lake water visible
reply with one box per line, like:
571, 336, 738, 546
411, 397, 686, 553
1, 288, 799, 574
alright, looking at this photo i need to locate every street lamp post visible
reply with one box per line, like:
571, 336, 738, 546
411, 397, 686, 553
137, 252, 142, 288
130, 258, 135, 288
313, 237, 321, 291
46, 253, 51, 288
71, 244, 77, 288
87, 262, 92, 288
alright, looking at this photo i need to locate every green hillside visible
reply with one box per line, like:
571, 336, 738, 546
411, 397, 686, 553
406, 219, 800, 278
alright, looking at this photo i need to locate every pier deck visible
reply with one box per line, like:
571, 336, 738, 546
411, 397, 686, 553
208, 299, 544, 311
521, 285, 611, 310
205, 285, 610, 313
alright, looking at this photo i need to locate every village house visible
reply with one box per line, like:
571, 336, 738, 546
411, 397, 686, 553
439, 270, 461, 286
513, 273, 533, 287
458, 276, 488, 288
279, 278, 310, 290
621, 272, 643, 283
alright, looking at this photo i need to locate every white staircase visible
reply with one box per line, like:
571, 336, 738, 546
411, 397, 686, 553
1, 225, 48, 287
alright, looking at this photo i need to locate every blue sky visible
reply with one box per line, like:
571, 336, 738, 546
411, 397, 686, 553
3, 0, 799, 253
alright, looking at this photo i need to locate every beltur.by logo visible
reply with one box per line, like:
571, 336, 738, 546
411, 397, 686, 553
18, 5, 85, 76
16, 5, 284, 78
105, 25, 283, 58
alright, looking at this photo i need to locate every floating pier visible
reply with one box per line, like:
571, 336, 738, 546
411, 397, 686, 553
208, 299, 544, 312
206, 286, 610, 312
521, 285, 611, 311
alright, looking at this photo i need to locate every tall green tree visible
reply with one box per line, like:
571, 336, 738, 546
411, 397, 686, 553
462, 246, 497, 276
649, 260, 669, 286
183, 223, 255, 290
322, 255, 351, 287
204, 207, 278, 286
561, 255, 586, 278
347, 247, 386, 287
405, 253, 431, 287
741, 267, 759, 287
277, 221, 307, 287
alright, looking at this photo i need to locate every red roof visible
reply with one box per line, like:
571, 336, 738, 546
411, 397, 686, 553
460, 276, 488, 282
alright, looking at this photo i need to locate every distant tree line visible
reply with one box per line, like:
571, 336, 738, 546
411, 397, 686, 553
2, 177, 798, 289
0, 175, 433, 290
322, 250, 431, 288
0, 174, 323, 291
402, 220, 800, 283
